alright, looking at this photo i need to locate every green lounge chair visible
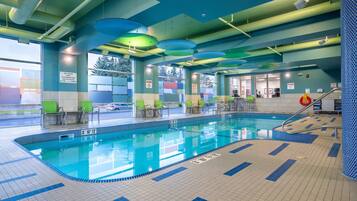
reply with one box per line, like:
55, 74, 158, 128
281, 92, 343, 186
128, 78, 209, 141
246, 96, 256, 111
185, 100, 193, 114
198, 99, 206, 113
154, 100, 164, 117
227, 96, 235, 111
41, 100, 64, 127
136, 99, 146, 118
79, 100, 95, 123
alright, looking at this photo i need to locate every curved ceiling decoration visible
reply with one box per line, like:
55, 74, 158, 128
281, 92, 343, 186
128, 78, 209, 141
218, 59, 247, 67
165, 49, 195, 56
157, 39, 196, 50
193, 51, 226, 59
116, 33, 158, 48
95, 18, 144, 35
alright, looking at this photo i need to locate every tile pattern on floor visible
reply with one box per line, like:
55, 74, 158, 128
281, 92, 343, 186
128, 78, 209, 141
0, 114, 356, 201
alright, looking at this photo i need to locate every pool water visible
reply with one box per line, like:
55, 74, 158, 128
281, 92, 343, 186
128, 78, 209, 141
24, 115, 293, 181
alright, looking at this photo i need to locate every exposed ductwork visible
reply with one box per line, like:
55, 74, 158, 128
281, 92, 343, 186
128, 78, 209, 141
0, 26, 55, 43
8, 0, 42, 25
0, 0, 76, 42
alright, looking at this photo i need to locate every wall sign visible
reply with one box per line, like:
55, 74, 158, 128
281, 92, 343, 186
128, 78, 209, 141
287, 82, 295, 90
145, 80, 152, 89
330, 82, 337, 88
60, 72, 77, 84
192, 83, 198, 94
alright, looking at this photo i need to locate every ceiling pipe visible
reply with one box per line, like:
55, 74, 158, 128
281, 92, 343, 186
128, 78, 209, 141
0, 26, 55, 43
38, 0, 92, 40
178, 36, 341, 66
8, 0, 42, 25
218, 17, 252, 38
192, 1, 340, 44
0, 0, 19, 8
0, 0, 74, 42
116, 1, 341, 60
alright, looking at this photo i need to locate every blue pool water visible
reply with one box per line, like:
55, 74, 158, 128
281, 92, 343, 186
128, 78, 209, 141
23, 115, 299, 181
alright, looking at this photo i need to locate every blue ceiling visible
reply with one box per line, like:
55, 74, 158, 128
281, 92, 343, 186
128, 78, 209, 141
130, 0, 271, 26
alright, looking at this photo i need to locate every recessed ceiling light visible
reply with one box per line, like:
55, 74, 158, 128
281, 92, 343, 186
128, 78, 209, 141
294, 0, 309, 9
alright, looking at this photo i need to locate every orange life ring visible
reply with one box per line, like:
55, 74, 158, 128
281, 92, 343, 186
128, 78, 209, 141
299, 93, 312, 106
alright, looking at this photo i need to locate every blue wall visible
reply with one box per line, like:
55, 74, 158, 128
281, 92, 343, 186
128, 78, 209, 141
280, 68, 340, 94
42, 43, 59, 91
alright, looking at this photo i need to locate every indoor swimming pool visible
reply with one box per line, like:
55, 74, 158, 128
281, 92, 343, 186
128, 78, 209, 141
20, 114, 312, 182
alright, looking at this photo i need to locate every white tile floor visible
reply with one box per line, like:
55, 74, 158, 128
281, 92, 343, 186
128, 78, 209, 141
0, 113, 356, 201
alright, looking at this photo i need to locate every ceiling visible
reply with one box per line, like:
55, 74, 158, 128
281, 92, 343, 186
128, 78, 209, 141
0, 0, 341, 76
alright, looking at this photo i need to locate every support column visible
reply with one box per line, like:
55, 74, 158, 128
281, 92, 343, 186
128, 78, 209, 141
133, 60, 159, 107
184, 69, 200, 106
42, 43, 89, 124
341, 0, 357, 180
216, 73, 230, 101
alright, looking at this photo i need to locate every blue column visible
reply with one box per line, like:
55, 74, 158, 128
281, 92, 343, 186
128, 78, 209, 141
341, 0, 357, 180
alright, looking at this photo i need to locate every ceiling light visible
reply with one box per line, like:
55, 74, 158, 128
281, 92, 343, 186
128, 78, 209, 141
128, 49, 136, 54
63, 54, 74, 64
318, 36, 329, 45
294, 0, 309, 9
146, 67, 152, 74
101, 50, 109, 55
285, 72, 291, 79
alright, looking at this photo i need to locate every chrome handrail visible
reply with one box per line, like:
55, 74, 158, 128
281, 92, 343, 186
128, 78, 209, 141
281, 88, 341, 130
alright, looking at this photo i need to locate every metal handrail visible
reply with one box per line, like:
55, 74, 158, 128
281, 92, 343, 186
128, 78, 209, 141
281, 88, 341, 130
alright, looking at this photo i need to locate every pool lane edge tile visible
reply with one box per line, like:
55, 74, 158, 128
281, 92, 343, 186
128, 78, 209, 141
229, 144, 253, 154
224, 162, 252, 176
1, 183, 65, 201
192, 197, 208, 201
269, 143, 289, 156
114, 196, 129, 201
266, 159, 296, 182
152, 167, 187, 182
328, 143, 341, 157
0, 173, 37, 184
0, 156, 33, 166
305, 124, 314, 129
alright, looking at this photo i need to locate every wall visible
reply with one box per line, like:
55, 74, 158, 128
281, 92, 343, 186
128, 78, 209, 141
134, 60, 159, 107
216, 73, 230, 101
185, 69, 201, 105
256, 68, 341, 113
42, 43, 88, 112
281, 68, 340, 94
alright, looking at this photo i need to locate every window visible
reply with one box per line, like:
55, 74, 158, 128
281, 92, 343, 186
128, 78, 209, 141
255, 73, 280, 98
0, 37, 42, 127
158, 65, 184, 103
230, 76, 251, 98
88, 53, 133, 110
200, 74, 216, 103
0, 38, 41, 105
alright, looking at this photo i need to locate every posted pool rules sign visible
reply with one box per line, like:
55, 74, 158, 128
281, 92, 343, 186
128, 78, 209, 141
60, 72, 77, 84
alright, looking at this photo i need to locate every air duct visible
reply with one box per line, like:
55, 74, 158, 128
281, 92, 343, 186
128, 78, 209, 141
8, 0, 42, 25
0, 26, 55, 43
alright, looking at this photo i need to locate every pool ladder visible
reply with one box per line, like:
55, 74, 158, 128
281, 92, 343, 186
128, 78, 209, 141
281, 88, 341, 134
169, 119, 178, 130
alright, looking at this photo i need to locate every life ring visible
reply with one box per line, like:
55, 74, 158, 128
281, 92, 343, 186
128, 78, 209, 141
299, 93, 312, 106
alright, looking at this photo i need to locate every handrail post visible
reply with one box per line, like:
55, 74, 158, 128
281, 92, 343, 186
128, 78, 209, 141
281, 88, 340, 130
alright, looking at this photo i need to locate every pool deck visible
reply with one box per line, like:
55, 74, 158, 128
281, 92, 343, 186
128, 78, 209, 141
0, 113, 356, 201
